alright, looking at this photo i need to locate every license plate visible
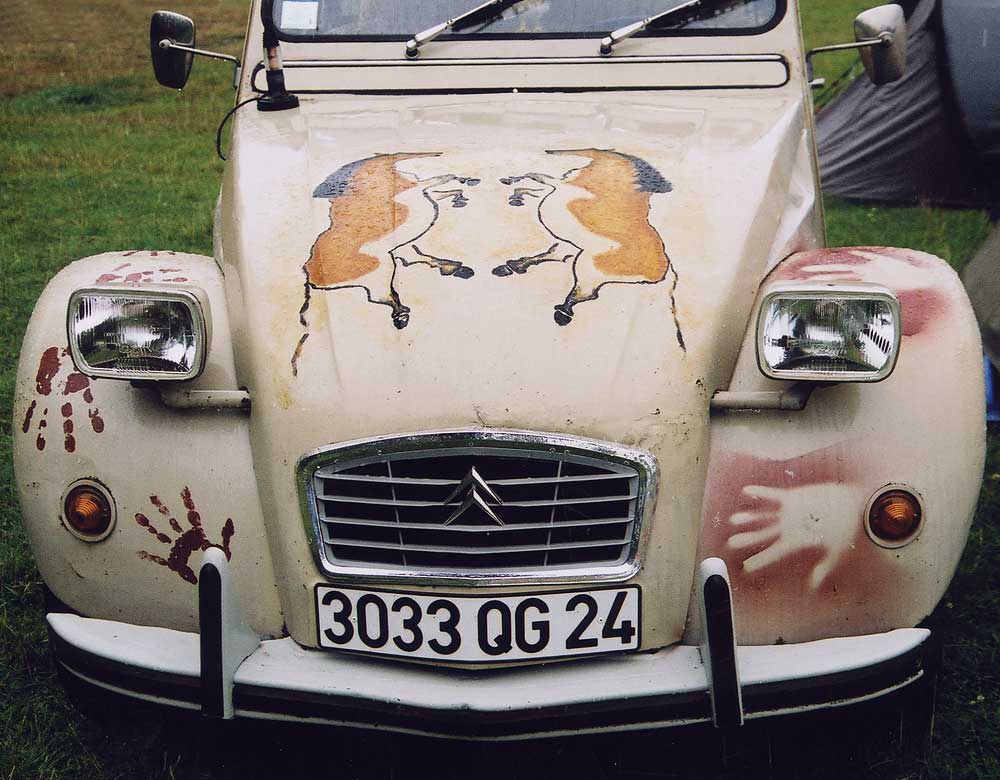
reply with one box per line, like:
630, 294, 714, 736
315, 585, 641, 663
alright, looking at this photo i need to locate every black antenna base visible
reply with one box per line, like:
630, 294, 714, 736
257, 91, 300, 111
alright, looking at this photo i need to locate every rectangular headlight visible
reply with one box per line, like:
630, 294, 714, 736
67, 287, 209, 381
756, 284, 901, 382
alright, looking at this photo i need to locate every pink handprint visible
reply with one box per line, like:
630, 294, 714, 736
724, 482, 860, 590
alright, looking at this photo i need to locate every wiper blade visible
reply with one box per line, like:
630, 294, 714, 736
406, 0, 530, 59
599, 0, 743, 56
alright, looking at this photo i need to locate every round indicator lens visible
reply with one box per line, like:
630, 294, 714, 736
868, 489, 922, 545
65, 485, 113, 539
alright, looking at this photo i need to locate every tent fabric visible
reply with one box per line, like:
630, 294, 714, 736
941, 0, 1000, 159
816, 0, 993, 206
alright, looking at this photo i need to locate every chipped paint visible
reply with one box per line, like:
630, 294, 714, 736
135, 487, 236, 585
23, 347, 105, 452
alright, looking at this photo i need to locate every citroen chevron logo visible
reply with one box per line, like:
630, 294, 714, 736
443, 466, 504, 526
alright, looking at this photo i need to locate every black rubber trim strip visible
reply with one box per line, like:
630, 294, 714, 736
702, 574, 741, 728
248, 57, 790, 95
275, 0, 788, 43
742, 642, 928, 715
47, 624, 201, 705
199, 563, 225, 718
233, 683, 711, 737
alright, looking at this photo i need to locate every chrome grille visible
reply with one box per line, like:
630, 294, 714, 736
300, 431, 656, 583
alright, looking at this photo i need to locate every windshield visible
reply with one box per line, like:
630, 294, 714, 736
273, 0, 783, 40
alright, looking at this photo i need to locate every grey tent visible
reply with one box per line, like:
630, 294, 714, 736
816, 0, 999, 206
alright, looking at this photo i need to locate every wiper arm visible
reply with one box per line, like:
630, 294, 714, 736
599, 0, 736, 56
406, 0, 529, 59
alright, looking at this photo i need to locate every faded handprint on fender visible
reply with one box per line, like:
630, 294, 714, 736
724, 483, 860, 591
135, 487, 235, 585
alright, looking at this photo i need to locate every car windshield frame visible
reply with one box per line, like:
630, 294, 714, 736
272, 0, 788, 44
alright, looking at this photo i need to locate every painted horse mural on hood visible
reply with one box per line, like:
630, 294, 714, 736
295, 149, 681, 373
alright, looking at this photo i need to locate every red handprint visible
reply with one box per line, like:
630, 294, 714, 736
22, 346, 105, 453
135, 487, 235, 585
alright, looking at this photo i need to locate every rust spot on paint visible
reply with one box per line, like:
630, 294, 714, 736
21, 400, 36, 434
82, 388, 93, 404
124, 272, 144, 282
96, 273, 120, 283
36, 434, 45, 451
135, 489, 235, 584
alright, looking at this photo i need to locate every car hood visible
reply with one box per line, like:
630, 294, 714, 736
220, 89, 821, 644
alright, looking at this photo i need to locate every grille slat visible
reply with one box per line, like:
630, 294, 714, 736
306, 437, 649, 577
322, 530, 632, 555
321, 516, 634, 532
316, 491, 638, 508
316, 472, 632, 487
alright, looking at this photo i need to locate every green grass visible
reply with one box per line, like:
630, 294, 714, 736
1, 1, 996, 778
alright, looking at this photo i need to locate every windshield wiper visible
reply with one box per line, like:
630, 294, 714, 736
599, 0, 742, 56
406, 0, 530, 58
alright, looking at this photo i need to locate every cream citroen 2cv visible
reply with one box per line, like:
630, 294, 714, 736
13, 0, 984, 752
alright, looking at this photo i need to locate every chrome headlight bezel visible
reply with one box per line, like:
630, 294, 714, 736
755, 283, 902, 383
66, 285, 210, 382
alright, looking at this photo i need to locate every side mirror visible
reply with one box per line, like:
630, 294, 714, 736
855, 5, 907, 85
150, 11, 196, 90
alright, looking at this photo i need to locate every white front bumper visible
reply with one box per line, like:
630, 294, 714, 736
48, 610, 930, 740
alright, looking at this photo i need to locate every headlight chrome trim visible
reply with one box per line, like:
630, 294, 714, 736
755, 282, 902, 383
66, 284, 210, 382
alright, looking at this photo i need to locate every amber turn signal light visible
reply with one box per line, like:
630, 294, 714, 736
64, 484, 114, 540
867, 488, 922, 547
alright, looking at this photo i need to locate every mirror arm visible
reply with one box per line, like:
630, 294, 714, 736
157, 40, 241, 88
806, 33, 892, 88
